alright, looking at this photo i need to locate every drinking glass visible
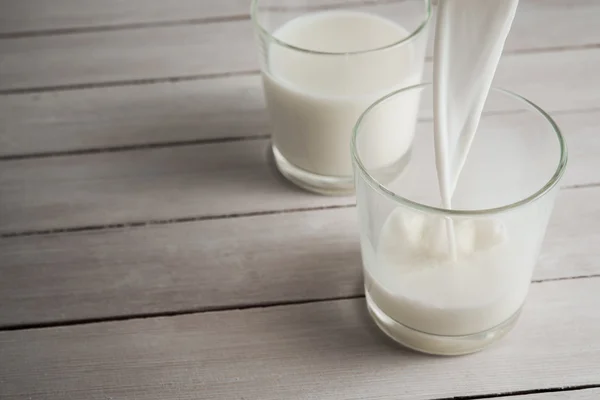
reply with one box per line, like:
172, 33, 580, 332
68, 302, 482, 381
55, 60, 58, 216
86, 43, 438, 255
251, 0, 431, 195
352, 83, 568, 355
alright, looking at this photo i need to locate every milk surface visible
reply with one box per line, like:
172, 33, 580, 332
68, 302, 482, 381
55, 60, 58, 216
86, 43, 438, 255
263, 11, 423, 176
366, 0, 522, 339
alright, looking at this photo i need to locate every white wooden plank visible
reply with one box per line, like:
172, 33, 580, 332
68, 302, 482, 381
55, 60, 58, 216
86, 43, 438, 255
0, 0, 251, 34
0, 108, 595, 233
0, 20, 257, 91
505, 0, 600, 52
0, 278, 598, 400
0, 74, 268, 156
0, 185, 597, 327
551, 111, 600, 188
1, 48, 598, 157
0, 139, 353, 234
0, 1, 598, 91
1, 0, 597, 50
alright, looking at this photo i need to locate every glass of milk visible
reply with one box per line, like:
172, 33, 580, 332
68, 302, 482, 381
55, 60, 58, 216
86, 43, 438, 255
251, 0, 431, 195
352, 83, 568, 355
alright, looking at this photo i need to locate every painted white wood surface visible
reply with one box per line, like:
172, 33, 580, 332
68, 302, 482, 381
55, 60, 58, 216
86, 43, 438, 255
0, 278, 599, 400
1, 48, 599, 157
0, 0, 251, 34
0, 186, 598, 327
508, 390, 600, 400
1, 1, 599, 91
0, 74, 268, 156
0, 1, 598, 399
1, 0, 598, 54
0, 109, 597, 234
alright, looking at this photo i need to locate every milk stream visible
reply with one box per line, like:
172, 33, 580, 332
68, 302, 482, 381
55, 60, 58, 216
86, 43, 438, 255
433, 0, 519, 258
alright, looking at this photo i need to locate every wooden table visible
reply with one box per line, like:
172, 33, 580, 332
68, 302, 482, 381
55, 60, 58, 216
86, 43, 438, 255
1, 1, 599, 399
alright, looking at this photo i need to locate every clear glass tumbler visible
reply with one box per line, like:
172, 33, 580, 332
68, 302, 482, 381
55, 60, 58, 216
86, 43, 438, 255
251, 0, 431, 195
352, 83, 568, 355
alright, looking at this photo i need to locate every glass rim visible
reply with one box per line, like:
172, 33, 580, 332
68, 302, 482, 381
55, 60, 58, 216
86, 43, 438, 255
250, 0, 432, 56
351, 82, 569, 216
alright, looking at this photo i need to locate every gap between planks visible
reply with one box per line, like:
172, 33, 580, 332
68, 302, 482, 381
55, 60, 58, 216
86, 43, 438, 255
0, 134, 270, 162
1, 183, 598, 240
2, 106, 600, 162
0, 274, 597, 333
432, 385, 600, 400
0, 69, 260, 96
0, 203, 357, 239
1, 277, 599, 399
2, 44, 600, 96
0, 0, 404, 39
0, 107, 596, 234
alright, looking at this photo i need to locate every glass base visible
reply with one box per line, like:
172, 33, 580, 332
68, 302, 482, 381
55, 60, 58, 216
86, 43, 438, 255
366, 291, 522, 356
271, 144, 354, 196
272, 144, 411, 196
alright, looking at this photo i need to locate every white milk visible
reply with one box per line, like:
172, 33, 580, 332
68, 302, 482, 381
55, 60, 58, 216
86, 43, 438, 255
262, 11, 424, 177
365, 0, 522, 342
365, 209, 534, 337
433, 0, 520, 257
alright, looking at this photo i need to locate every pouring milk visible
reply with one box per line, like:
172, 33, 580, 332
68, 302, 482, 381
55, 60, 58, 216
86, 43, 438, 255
433, 0, 519, 258
367, 0, 523, 345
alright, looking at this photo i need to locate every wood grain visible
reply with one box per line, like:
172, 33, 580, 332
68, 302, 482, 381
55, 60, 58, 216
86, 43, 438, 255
0, 74, 268, 157
0, 185, 597, 327
1, 48, 599, 157
0, 20, 257, 91
0, 0, 251, 34
0, 2, 598, 399
0, 278, 599, 399
1, 0, 598, 50
0, 139, 353, 234
1, 1, 599, 91
0, 108, 596, 234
